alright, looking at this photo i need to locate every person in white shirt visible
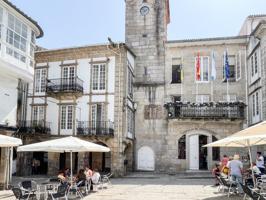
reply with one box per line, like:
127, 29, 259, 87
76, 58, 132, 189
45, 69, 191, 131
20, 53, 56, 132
256, 152, 265, 174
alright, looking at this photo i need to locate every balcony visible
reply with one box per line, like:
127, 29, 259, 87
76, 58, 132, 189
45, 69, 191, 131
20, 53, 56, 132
17, 120, 51, 135
165, 101, 245, 120
46, 77, 83, 98
77, 121, 114, 136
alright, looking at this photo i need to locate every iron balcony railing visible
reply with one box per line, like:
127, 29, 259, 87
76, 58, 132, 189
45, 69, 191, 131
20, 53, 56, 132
77, 121, 114, 136
164, 101, 245, 120
46, 77, 83, 94
17, 120, 51, 134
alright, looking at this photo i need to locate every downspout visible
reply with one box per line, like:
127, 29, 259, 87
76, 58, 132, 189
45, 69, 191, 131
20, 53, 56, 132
245, 45, 249, 127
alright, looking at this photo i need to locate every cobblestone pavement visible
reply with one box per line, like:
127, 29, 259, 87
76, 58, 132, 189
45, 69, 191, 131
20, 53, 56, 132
0, 175, 244, 200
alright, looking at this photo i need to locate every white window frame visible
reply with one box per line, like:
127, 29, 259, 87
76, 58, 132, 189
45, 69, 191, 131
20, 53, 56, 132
251, 91, 260, 124
92, 64, 106, 91
196, 95, 210, 103
222, 54, 236, 82
127, 65, 134, 99
195, 56, 209, 83
60, 105, 73, 134
32, 106, 45, 122
127, 108, 134, 139
250, 49, 260, 84
222, 94, 237, 102
91, 103, 106, 134
34, 68, 47, 94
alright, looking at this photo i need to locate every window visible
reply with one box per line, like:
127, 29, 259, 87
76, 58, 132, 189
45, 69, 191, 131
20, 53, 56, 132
0, 7, 3, 39
178, 135, 186, 159
252, 91, 260, 118
91, 103, 106, 133
171, 65, 182, 84
222, 94, 237, 102
195, 56, 209, 82
60, 105, 73, 130
128, 67, 133, 98
62, 66, 75, 89
32, 106, 45, 124
196, 95, 209, 103
7, 14, 27, 52
6, 47, 26, 62
250, 50, 260, 83
34, 68, 47, 93
223, 55, 236, 82
92, 64, 106, 90
127, 108, 135, 134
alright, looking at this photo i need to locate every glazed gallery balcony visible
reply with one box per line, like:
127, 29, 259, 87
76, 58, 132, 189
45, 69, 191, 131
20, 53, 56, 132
77, 121, 114, 136
17, 120, 51, 134
46, 77, 83, 97
164, 101, 245, 120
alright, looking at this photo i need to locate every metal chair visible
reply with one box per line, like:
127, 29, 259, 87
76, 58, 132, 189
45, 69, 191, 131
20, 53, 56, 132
219, 176, 237, 197
12, 187, 36, 200
48, 184, 69, 200
240, 183, 260, 200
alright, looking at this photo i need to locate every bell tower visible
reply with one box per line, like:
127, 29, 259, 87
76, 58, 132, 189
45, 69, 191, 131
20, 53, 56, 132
125, 0, 170, 172
125, 0, 170, 83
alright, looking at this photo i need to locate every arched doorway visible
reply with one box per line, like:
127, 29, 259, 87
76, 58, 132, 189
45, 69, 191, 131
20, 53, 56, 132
178, 130, 220, 171
137, 146, 154, 171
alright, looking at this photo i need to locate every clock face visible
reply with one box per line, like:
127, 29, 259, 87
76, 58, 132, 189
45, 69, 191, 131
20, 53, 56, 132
140, 6, 149, 16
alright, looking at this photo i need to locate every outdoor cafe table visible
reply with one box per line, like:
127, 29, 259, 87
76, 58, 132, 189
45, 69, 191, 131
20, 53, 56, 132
36, 183, 59, 200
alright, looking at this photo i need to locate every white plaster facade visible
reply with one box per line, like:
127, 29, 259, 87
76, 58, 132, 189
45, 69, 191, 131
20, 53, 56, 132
0, 1, 42, 127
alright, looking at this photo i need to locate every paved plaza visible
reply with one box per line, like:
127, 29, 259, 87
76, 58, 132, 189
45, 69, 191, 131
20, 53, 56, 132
0, 174, 243, 200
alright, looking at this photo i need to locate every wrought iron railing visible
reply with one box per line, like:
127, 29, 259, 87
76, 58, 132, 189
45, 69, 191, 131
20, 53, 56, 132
164, 102, 245, 119
17, 120, 51, 134
46, 77, 83, 93
77, 121, 114, 136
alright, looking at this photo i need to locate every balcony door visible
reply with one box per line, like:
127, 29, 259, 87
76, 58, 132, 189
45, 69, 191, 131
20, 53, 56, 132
32, 106, 45, 126
60, 105, 73, 135
62, 66, 75, 90
91, 104, 105, 134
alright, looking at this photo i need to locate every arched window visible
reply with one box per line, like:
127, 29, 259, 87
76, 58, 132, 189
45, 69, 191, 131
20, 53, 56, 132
212, 136, 220, 161
178, 135, 186, 159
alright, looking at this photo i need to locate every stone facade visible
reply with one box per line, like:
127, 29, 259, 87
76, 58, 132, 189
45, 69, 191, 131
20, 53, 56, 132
125, 0, 255, 173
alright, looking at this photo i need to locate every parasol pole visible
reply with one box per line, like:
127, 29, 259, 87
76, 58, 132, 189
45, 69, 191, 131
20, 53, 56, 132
247, 140, 255, 185
70, 151, 73, 186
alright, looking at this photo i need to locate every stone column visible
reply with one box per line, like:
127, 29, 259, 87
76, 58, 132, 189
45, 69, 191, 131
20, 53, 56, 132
48, 153, 59, 176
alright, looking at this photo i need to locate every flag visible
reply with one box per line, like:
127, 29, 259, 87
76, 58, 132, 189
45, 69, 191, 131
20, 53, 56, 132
211, 51, 216, 81
196, 52, 201, 81
224, 51, 230, 80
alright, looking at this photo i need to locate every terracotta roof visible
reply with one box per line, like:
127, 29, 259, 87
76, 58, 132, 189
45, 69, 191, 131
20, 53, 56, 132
166, 35, 248, 44
3, 0, 43, 38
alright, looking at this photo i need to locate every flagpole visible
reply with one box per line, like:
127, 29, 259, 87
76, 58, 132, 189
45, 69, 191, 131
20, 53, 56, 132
181, 56, 183, 98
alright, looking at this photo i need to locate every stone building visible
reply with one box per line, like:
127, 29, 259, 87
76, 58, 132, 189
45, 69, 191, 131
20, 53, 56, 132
0, 0, 42, 188
125, 0, 266, 172
16, 43, 135, 177
246, 18, 266, 154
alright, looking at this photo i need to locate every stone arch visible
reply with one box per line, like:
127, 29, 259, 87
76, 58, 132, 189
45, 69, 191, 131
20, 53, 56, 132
137, 146, 155, 171
179, 128, 221, 170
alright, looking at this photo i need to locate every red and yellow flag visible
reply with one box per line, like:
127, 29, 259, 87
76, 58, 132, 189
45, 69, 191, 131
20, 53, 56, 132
196, 52, 201, 81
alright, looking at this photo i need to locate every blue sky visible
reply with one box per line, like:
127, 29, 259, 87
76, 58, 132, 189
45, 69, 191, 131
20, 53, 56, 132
9, 0, 266, 49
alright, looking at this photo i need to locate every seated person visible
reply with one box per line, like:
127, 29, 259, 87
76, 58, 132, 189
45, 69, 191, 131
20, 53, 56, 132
75, 169, 86, 186
58, 171, 67, 184
91, 169, 101, 184
212, 163, 220, 186
84, 166, 93, 179
251, 162, 262, 178
64, 168, 70, 178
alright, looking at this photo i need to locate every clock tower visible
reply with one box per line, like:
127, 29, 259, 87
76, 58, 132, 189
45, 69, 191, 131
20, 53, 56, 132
125, 0, 170, 82
125, 0, 170, 172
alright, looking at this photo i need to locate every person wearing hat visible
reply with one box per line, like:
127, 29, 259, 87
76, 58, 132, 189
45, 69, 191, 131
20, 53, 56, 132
256, 152, 265, 174
228, 154, 243, 194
